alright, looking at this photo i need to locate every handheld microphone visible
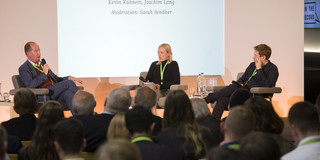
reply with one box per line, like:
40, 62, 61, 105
40, 58, 57, 83
139, 76, 147, 82
40, 58, 46, 66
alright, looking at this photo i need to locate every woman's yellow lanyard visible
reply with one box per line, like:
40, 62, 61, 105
160, 61, 168, 85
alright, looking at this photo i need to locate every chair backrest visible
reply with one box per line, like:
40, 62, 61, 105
139, 71, 148, 86
12, 75, 25, 89
237, 72, 244, 81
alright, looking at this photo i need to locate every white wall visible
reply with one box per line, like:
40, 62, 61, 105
0, 0, 304, 116
224, 0, 304, 116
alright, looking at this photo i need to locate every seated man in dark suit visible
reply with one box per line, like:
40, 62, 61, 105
205, 44, 279, 120
74, 88, 131, 152
1, 88, 37, 141
125, 106, 182, 160
134, 86, 162, 136
19, 41, 82, 115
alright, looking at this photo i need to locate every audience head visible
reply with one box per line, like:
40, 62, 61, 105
244, 96, 284, 134
13, 88, 37, 115
163, 90, 195, 128
31, 101, 65, 160
207, 146, 240, 160
225, 106, 255, 141
72, 91, 96, 115
288, 101, 319, 141
229, 88, 251, 109
163, 90, 205, 158
95, 139, 141, 160
157, 43, 172, 64
107, 113, 130, 141
54, 118, 85, 158
134, 87, 157, 110
125, 106, 154, 136
254, 44, 272, 60
190, 98, 210, 122
240, 132, 280, 160
105, 88, 131, 113
0, 126, 7, 160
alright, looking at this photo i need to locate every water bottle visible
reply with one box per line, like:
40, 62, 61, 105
200, 73, 205, 96
197, 74, 201, 95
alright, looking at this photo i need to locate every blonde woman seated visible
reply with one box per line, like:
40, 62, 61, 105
146, 43, 180, 96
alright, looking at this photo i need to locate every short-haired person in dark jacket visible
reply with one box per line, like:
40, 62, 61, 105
1, 88, 37, 141
146, 43, 180, 96
125, 106, 183, 160
205, 44, 279, 120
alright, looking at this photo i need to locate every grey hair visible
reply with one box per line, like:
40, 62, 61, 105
190, 98, 210, 122
72, 91, 96, 115
105, 88, 132, 112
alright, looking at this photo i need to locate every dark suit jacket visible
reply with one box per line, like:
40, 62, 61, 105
1, 114, 37, 141
74, 113, 114, 152
134, 140, 183, 160
146, 60, 180, 90
152, 115, 162, 136
19, 60, 66, 88
199, 116, 224, 145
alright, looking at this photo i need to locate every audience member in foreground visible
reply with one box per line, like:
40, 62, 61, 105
18, 101, 65, 160
282, 101, 320, 160
190, 98, 224, 145
72, 91, 96, 116
0, 126, 9, 160
220, 106, 255, 150
134, 86, 162, 136
74, 88, 131, 152
240, 132, 280, 160
54, 118, 86, 160
95, 139, 141, 160
155, 90, 215, 160
244, 96, 295, 155
107, 113, 130, 141
125, 106, 182, 160
1, 88, 37, 141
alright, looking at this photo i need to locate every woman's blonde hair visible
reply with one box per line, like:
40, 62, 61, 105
156, 43, 172, 65
107, 113, 130, 141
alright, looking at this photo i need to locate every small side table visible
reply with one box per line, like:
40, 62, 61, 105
0, 102, 19, 119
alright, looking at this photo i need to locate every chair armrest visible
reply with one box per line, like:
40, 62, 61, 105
206, 85, 227, 92
158, 97, 166, 108
250, 87, 282, 94
122, 84, 140, 90
9, 88, 50, 96
170, 84, 188, 90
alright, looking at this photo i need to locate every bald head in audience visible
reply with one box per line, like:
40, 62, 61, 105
72, 91, 96, 115
104, 88, 132, 113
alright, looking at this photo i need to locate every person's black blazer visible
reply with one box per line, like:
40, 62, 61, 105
146, 60, 180, 90
1, 114, 37, 141
74, 113, 114, 152
134, 140, 183, 160
198, 116, 224, 145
